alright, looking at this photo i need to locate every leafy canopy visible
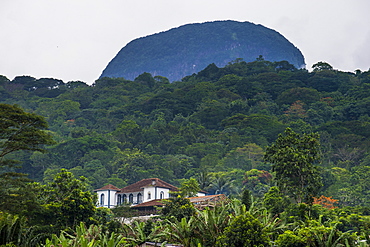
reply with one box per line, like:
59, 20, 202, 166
0, 103, 55, 167
264, 128, 322, 203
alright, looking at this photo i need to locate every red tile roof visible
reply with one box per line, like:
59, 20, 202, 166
132, 194, 228, 209
118, 178, 178, 193
94, 184, 120, 191
188, 194, 227, 206
131, 199, 165, 208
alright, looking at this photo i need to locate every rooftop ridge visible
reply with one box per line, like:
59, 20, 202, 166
94, 184, 120, 191
118, 178, 178, 193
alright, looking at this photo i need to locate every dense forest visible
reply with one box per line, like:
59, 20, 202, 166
2, 58, 370, 246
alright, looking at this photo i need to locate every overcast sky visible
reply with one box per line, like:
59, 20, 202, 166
1, 0, 369, 84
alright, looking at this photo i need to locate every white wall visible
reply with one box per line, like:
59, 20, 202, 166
196, 192, 206, 197
96, 189, 117, 208
137, 186, 171, 202
97, 186, 173, 208
118, 191, 144, 205
143, 187, 156, 202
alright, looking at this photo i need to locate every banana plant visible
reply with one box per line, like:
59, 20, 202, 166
123, 220, 165, 246
162, 216, 201, 247
42, 222, 126, 247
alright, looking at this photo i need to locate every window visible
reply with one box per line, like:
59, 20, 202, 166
129, 194, 133, 204
137, 193, 142, 204
160, 191, 164, 199
123, 194, 127, 204
117, 194, 122, 205
100, 194, 105, 206
148, 192, 151, 200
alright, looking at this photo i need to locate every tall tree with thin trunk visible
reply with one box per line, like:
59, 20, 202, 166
0, 104, 55, 214
264, 128, 322, 204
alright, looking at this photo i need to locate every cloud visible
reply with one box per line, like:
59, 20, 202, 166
0, 0, 369, 83
354, 31, 370, 71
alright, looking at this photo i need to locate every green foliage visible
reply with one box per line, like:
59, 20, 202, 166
162, 217, 201, 247
217, 212, 269, 247
2, 59, 366, 208
43, 222, 126, 247
265, 128, 322, 203
277, 87, 320, 106
0, 103, 55, 167
39, 169, 96, 230
160, 196, 196, 221
194, 205, 232, 247
275, 221, 355, 247
241, 188, 252, 210
3, 47, 370, 246
243, 169, 272, 197
0, 213, 45, 247
177, 178, 201, 197
0, 213, 25, 246
263, 186, 290, 216
123, 220, 163, 246
312, 61, 333, 71
111, 204, 137, 219
0, 104, 55, 215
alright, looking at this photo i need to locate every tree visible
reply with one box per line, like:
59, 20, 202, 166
312, 61, 333, 71
40, 169, 97, 230
160, 196, 196, 221
196, 171, 212, 191
0, 104, 55, 167
263, 186, 290, 216
264, 128, 322, 203
283, 100, 308, 122
275, 222, 355, 247
217, 212, 269, 247
162, 217, 200, 247
210, 173, 231, 195
177, 178, 201, 197
312, 195, 338, 209
241, 188, 252, 210
243, 169, 272, 197
221, 143, 264, 170
0, 104, 55, 214
276, 87, 320, 106
123, 220, 162, 246
195, 206, 232, 247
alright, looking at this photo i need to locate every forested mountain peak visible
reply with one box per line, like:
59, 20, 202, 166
100, 20, 305, 81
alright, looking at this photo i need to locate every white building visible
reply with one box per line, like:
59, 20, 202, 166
95, 178, 206, 208
94, 184, 120, 208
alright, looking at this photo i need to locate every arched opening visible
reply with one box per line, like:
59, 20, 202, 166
123, 194, 127, 204
137, 193, 142, 204
117, 194, 122, 205
148, 192, 151, 200
100, 193, 105, 206
160, 191, 164, 199
129, 194, 133, 204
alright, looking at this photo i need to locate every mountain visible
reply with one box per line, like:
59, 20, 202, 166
100, 20, 305, 82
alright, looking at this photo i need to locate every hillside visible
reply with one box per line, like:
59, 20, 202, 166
1, 59, 370, 208
100, 20, 305, 81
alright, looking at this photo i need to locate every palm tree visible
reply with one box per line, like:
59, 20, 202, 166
193, 205, 231, 246
196, 171, 212, 191
123, 220, 164, 246
0, 213, 46, 247
211, 173, 232, 195
162, 217, 201, 247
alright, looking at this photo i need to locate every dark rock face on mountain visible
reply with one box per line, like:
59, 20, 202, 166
100, 20, 305, 82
